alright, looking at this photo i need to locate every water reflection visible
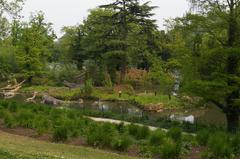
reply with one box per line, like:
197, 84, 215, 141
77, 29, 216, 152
78, 100, 228, 126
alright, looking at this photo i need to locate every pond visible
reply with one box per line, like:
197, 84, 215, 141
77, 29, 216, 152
71, 99, 227, 126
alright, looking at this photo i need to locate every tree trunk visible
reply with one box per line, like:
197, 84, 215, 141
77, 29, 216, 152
227, 0, 237, 47
226, 111, 239, 133
120, 63, 126, 83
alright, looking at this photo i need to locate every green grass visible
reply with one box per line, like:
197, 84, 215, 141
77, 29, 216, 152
22, 86, 82, 100
92, 89, 183, 108
0, 131, 139, 159
22, 86, 183, 108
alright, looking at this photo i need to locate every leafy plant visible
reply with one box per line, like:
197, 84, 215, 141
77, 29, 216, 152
196, 129, 209, 146
53, 125, 68, 142
112, 135, 132, 151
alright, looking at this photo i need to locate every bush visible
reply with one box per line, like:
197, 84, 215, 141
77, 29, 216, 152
53, 126, 68, 142
86, 123, 116, 148
8, 101, 18, 112
160, 138, 181, 159
3, 113, 15, 128
128, 124, 139, 136
196, 130, 209, 146
0, 100, 9, 109
33, 116, 50, 136
231, 133, 240, 155
116, 122, 126, 134
207, 132, 233, 158
82, 79, 93, 96
112, 135, 132, 151
128, 124, 150, 140
149, 130, 165, 146
167, 127, 182, 142
137, 126, 150, 140
16, 110, 34, 128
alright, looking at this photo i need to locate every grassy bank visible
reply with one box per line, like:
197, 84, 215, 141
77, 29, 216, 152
22, 86, 183, 109
0, 100, 239, 159
0, 130, 138, 159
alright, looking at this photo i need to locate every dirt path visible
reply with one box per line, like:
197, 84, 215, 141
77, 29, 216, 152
87, 116, 166, 131
87, 116, 196, 136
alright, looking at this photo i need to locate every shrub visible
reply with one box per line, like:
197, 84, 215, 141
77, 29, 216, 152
167, 127, 182, 142
160, 138, 181, 159
207, 132, 233, 158
33, 117, 50, 136
3, 113, 15, 128
137, 126, 150, 140
0, 100, 9, 109
82, 79, 93, 96
16, 110, 34, 128
149, 130, 165, 146
116, 122, 126, 134
112, 135, 132, 151
8, 101, 18, 112
196, 130, 209, 146
128, 124, 150, 140
53, 126, 68, 142
231, 133, 240, 155
86, 123, 116, 148
128, 124, 139, 136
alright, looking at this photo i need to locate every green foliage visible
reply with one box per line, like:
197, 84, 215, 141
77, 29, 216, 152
128, 124, 150, 140
86, 123, 116, 148
33, 116, 50, 136
8, 102, 18, 113
82, 79, 93, 96
13, 12, 56, 80
206, 132, 233, 159
3, 112, 15, 128
160, 138, 181, 159
53, 126, 68, 142
231, 133, 240, 155
148, 59, 174, 94
149, 130, 165, 146
112, 135, 132, 151
47, 63, 79, 84
16, 110, 34, 128
196, 130, 209, 146
167, 127, 182, 142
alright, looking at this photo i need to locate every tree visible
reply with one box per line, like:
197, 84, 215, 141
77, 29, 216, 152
14, 12, 56, 81
59, 25, 85, 68
100, 0, 157, 82
188, 0, 240, 132
0, 0, 24, 17
0, 0, 24, 79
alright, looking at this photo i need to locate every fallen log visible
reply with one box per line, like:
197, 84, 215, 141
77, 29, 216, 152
0, 80, 25, 99
1, 80, 26, 91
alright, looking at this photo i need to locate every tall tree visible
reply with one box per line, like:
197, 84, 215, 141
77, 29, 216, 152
188, 0, 240, 132
14, 12, 56, 81
59, 25, 85, 68
0, 0, 24, 17
100, 0, 157, 82
0, 0, 24, 79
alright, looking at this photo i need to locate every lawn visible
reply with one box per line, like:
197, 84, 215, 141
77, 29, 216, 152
0, 130, 139, 159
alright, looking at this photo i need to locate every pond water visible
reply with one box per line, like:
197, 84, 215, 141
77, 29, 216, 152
71, 100, 227, 126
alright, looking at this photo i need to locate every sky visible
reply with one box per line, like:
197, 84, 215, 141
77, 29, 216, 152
22, 0, 189, 37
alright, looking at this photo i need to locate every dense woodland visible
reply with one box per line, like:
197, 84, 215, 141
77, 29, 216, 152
0, 0, 240, 159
